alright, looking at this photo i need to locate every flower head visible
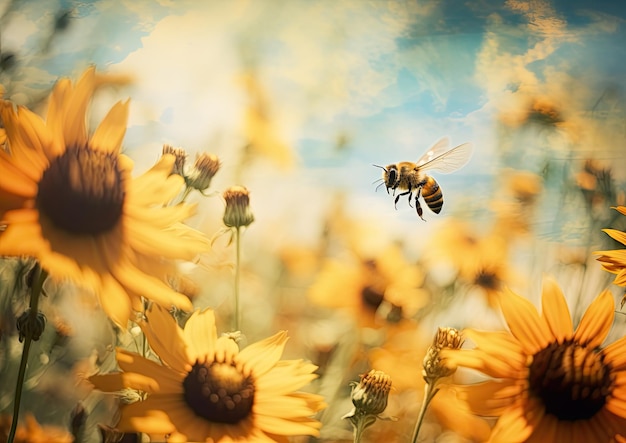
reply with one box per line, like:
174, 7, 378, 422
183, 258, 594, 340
223, 185, 254, 228
350, 370, 392, 417
444, 277, 626, 442
0, 67, 210, 326
89, 304, 325, 441
343, 370, 394, 440
186, 152, 221, 192
423, 327, 462, 385
162, 144, 187, 176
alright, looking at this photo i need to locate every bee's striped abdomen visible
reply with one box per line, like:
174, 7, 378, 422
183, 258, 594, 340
422, 176, 443, 214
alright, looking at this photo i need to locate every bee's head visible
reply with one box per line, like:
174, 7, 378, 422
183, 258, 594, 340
373, 164, 398, 193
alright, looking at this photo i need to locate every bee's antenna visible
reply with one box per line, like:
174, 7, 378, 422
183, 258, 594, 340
372, 164, 387, 171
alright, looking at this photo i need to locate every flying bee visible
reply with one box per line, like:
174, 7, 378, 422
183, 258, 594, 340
374, 137, 473, 220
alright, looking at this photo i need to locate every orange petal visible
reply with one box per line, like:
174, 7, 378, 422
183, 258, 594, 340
141, 304, 190, 373
573, 289, 614, 348
237, 331, 288, 378
62, 67, 95, 147
182, 309, 217, 363
500, 288, 552, 355
115, 349, 184, 393
540, 277, 573, 342
90, 100, 129, 153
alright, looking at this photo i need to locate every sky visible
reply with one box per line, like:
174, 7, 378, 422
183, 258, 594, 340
1, 0, 625, 247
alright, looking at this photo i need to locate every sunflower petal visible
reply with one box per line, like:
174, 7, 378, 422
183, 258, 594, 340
238, 331, 289, 377
90, 100, 129, 153
115, 348, 184, 393
63, 66, 95, 147
573, 289, 614, 348
500, 288, 551, 355
602, 229, 626, 247
141, 304, 190, 373
117, 398, 177, 434
182, 309, 217, 363
540, 277, 573, 342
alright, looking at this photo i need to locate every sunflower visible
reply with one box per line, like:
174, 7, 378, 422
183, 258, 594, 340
89, 304, 326, 442
443, 277, 626, 442
0, 67, 210, 326
596, 206, 626, 286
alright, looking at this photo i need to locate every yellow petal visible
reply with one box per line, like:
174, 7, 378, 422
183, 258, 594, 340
442, 348, 524, 380
453, 379, 523, 416
254, 414, 321, 437
0, 153, 37, 196
603, 229, 626, 247
89, 371, 159, 393
115, 348, 184, 393
540, 277, 573, 342
117, 398, 177, 434
255, 360, 319, 395
46, 77, 72, 154
602, 334, 626, 370
214, 336, 240, 364
142, 304, 190, 373
488, 402, 540, 443
573, 289, 614, 348
253, 393, 325, 418
463, 329, 527, 370
90, 100, 129, 153
182, 309, 217, 363
0, 215, 46, 256
63, 66, 95, 147
98, 273, 131, 328
238, 331, 288, 377
500, 288, 552, 355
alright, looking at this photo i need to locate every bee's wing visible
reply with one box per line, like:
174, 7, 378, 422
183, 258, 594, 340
416, 138, 473, 174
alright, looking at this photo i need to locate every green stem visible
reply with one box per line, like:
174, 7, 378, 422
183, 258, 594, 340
411, 382, 439, 443
234, 226, 241, 331
179, 186, 192, 204
353, 420, 365, 443
8, 267, 47, 443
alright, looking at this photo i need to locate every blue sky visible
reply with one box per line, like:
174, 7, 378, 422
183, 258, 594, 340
2, 0, 625, 242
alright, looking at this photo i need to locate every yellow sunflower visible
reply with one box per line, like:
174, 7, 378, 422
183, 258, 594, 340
89, 304, 326, 442
0, 67, 210, 326
444, 277, 626, 442
308, 243, 427, 327
596, 206, 626, 286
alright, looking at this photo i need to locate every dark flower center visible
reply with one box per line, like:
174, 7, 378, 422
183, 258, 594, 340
183, 361, 255, 424
361, 285, 384, 310
36, 146, 125, 235
475, 270, 499, 290
528, 339, 614, 421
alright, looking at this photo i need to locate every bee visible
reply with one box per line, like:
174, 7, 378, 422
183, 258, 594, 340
374, 137, 473, 220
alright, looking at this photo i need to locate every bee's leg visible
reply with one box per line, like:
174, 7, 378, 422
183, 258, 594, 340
394, 186, 412, 209
394, 191, 409, 209
415, 188, 426, 221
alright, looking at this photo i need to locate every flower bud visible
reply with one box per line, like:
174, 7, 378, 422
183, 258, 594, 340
162, 144, 187, 176
187, 153, 221, 192
223, 186, 254, 228
350, 369, 392, 416
16, 309, 47, 342
423, 327, 463, 384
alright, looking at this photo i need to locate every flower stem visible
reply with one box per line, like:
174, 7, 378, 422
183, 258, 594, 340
411, 383, 439, 443
179, 186, 192, 204
353, 420, 365, 443
233, 226, 241, 331
8, 266, 47, 443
